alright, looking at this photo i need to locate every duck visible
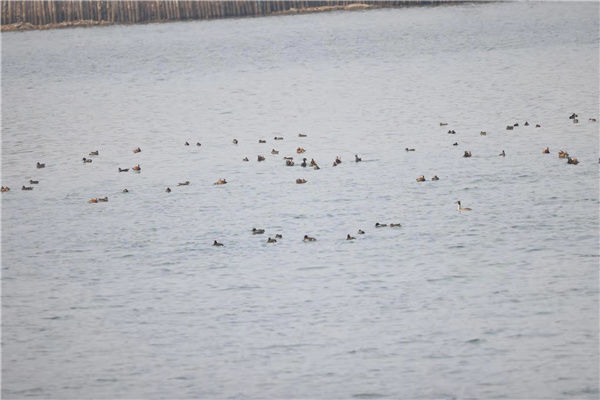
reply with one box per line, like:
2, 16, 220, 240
355, 154, 363, 161
242, 157, 249, 162
275, 234, 283, 239
215, 179, 227, 185
133, 147, 141, 153
274, 136, 284, 140
98, 197, 108, 202
89, 150, 99, 156
569, 113, 578, 119
257, 155, 265, 162
252, 228, 265, 234
298, 133, 307, 137
573, 119, 579, 124
416, 176, 426, 182
589, 118, 597, 122
390, 223, 401, 227
267, 237, 277, 243
335, 156, 342, 165
567, 157, 579, 165
375, 222, 387, 227
440, 122, 448, 126
558, 150, 569, 159
29, 180, 39, 184
165, 187, 171, 193
301, 158, 307, 167
453, 142, 458, 146
258, 139, 266, 143
405, 148, 415, 152
196, 142, 201, 146
1, 186, 10, 192
456, 200, 472, 212
284, 156, 294, 160
513, 123, 519, 127
309, 159, 317, 167
499, 150, 505, 157
233, 139, 238, 144
463, 151, 472, 158
535, 124, 541, 128
82, 157, 92, 163
21, 185, 33, 190
303, 235, 316, 242
119, 167, 129, 172
542, 147, 550, 154
213, 240, 224, 247
297, 147, 306, 154
132, 164, 141, 171
448, 130, 456, 134
313, 164, 320, 170
506, 125, 514, 130
185, 141, 190, 146
36, 162, 45, 168
122, 188, 129, 193
296, 178, 307, 184
431, 175, 439, 181
286, 160, 295, 166
346, 234, 355, 240
480, 131, 487, 136
271, 149, 279, 155
88, 198, 98, 203
178, 181, 190, 186
524, 121, 529, 126
358, 229, 365, 234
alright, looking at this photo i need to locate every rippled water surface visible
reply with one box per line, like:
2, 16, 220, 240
2, 2, 599, 398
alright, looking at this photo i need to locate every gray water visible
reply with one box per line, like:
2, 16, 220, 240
2, 2, 599, 399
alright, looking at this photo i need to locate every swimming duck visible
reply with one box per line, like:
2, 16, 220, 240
567, 157, 579, 165
271, 149, 279, 155
499, 150, 505, 157
215, 179, 227, 185
453, 142, 458, 146
297, 147, 306, 154
213, 240, 224, 247
286, 160, 295, 166
375, 222, 387, 227
165, 187, 171, 193
284, 156, 294, 160
257, 155, 265, 162
98, 197, 108, 202
132, 164, 141, 171
301, 158, 307, 167
431, 175, 439, 181
196, 142, 201, 146
119, 167, 129, 172
298, 133, 307, 137
416, 176, 426, 182
480, 131, 487, 136
355, 154, 363, 161
1, 186, 10, 192
242, 157, 249, 162
21, 185, 33, 191
274, 136, 284, 140
296, 178, 307, 184
456, 200, 472, 212
36, 162, 45, 168
448, 130, 456, 134
542, 147, 550, 154
89, 150, 99, 156
463, 151, 472, 158
335, 156, 342, 165
506, 125, 514, 130
82, 157, 92, 163
358, 229, 365, 234
122, 188, 129, 193
29, 180, 39, 184
185, 141, 190, 146
440, 122, 448, 126
309, 159, 317, 167
347, 234, 355, 240
390, 223, 401, 227
267, 237, 277, 243
535, 124, 541, 128
275, 234, 283, 239
524, 121, 529, 126
178, 181, 190, 186
133, 147, 141, 153
259, 139, 266, 143
405, 148, 415, 152
513, 123, 519, 127
233, 139, 238, 144
569, 113, 578, 119
303, 235, 316, 242
252, 228, 265, 234
88, 198, 98, 203
590, 118, 597, 122
558, 150, 569, 159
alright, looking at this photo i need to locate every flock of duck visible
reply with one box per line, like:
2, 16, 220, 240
1, 113, 596, 246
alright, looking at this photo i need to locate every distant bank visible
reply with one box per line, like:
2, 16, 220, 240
1, 0, 463, 32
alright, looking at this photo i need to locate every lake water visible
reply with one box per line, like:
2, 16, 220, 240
2, 2, 599, 398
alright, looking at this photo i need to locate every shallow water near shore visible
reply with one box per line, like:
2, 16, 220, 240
2, 2, 599, 398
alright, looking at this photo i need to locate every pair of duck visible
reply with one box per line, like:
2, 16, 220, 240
89, 150, 99, 156
375, 222, 401, 227
416, 176, 439, 182
89, 197, 108, 203
184, 142, 201, 146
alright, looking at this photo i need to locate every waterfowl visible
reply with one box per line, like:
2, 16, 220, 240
1, 186, 10, 192
88, 198, 98, 203
274, 136, 284, 140
298, 133, 307, 137
573, 119, 579, 124
133, 147, 141, 153
309, 159, 317, 167
284, 156, 294, 160
499, 150, 505, 157
215, 179, 227, 185
375, 222, 387, 227
335, 156, 342, 165
447, 130, 456, 134
258, 139, 266, 143
569, 113, 578, 119
267, 237, 277, 243
275, 234, 283, 239
119, 167, 129, 172
242, 157, 249, 162
347, 234, 355, 240
440, 122, 448, 126
132, 164, 141, 171
358, 229, 365, 234
196, 142, 201, 146
355, 154, 363, 161
21, 185, 33, 190
506, 125, 514, 130
98, 197, 108, 202
82, 157, 92, 163
252, 228, 265, 234
431, 175, 439, 181
513, 123, 519, 127
590, 118, 597, 122
271, 149, 279, 155
542, 147, 550, 154
524, 121, 529, 126
257, 155, 265, 162
185, 141, 190, 146
165, 187, 171, 193
301, 158, 307, 167
36, 162, 45, 168
122, 188, 129, 193
405, 148, 415, 152
390, 223, 401, 227
303, 235, 316, 242
233, 139, 238, 144
535, 124, 541, 128
178, 181, 190, 186
558, 150, 569, 159
296, 178, 307, 184
29, 180, 39, 184
297, 147, 306, 154
213, 240, 224, 247
567, 157, 579, 165
416, 176, 426, 182
332, 161, 337, 167
463, 151, 472, 158
89, 150, 99, 156
313, 164, 320, 170
286, 160, 295, 166
453, 142, 458, 146
456, 200, 472, 212
480, 131, 487, 136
